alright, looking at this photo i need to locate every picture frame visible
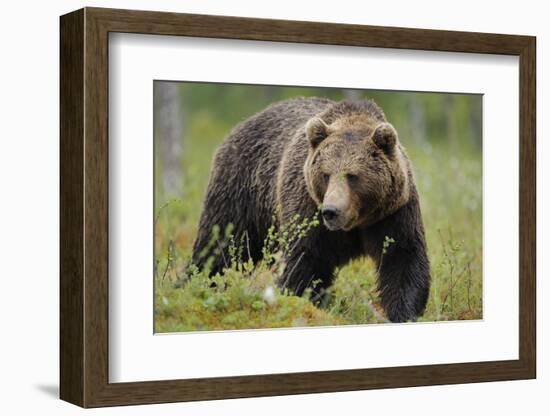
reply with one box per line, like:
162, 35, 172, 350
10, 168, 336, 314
60, 7, 536, 408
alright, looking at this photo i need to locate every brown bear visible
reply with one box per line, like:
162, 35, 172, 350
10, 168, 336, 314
192, 97, 430, 323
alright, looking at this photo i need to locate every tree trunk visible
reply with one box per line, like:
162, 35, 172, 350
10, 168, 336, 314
408, 94, 427, 146
156, 82, 184, 201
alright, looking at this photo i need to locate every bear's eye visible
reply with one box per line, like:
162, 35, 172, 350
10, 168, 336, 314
371, 150, 380, 158
346, 173, 359, 184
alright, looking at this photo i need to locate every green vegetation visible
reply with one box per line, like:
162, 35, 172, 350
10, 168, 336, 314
154, 83, 482, 332
156, 214, 343, 332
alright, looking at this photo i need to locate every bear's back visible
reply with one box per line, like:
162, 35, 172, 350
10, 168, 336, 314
221, 97, 334, 157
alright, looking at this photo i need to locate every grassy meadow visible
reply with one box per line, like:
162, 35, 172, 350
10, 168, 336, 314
154, 83, 483, 332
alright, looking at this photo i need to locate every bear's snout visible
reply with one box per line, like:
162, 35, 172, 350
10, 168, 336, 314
321, 206, 340, 222
322, 177, 353, 230
321, 205, 347, 231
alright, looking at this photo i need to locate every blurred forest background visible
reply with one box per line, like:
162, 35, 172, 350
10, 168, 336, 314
154, 82, 483, 332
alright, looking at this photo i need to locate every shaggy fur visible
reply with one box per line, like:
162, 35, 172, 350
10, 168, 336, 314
192, 97, 430, 322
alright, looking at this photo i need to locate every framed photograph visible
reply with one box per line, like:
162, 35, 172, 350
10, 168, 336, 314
60, 7, 536, 408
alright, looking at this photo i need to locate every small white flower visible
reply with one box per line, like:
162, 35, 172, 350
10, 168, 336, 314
162, 296, 169, 306
262, 286, 276, 305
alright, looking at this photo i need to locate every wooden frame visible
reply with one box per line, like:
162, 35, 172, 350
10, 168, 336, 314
60, 7, 536, 408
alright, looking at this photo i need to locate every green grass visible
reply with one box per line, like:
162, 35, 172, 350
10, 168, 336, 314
154, 90, 483, 332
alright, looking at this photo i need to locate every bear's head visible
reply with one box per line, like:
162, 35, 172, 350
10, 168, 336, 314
303, 114, 411, 231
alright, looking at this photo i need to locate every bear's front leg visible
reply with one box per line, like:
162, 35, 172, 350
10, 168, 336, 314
368, 199, 431, 323
376, 241, 430, 322
278, 242, 336, 303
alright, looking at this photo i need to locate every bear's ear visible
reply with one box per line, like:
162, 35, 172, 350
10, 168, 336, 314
372, 122, 398, 154
305, 117, 330, 148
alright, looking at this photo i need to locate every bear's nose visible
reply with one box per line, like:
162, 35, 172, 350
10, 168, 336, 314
321, 206, 339, 222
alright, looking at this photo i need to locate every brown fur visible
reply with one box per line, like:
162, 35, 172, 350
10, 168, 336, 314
192, 97, 431, 322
